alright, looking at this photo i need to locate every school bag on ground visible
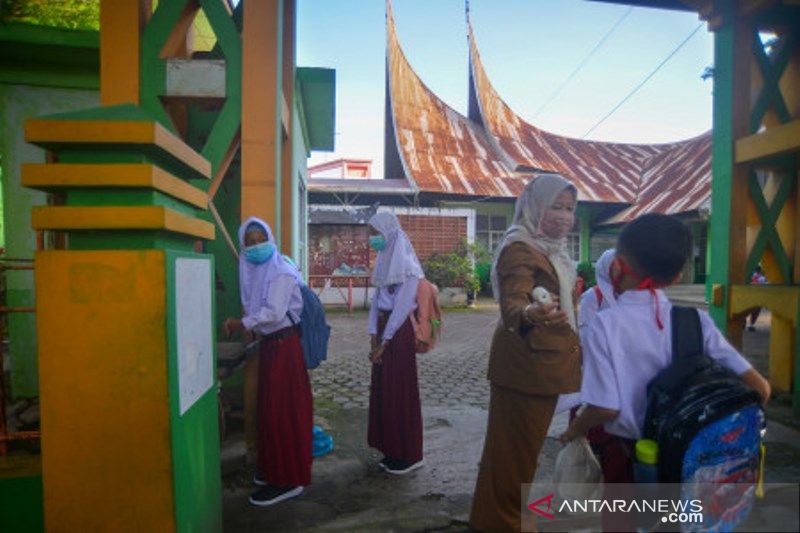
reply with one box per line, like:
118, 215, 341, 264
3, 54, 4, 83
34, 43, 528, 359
409, 278, 442, 354
643, 306, 764, 530
290, 283, 331, 369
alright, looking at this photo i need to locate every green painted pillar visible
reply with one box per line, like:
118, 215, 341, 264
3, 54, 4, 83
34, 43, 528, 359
707, 0, 750, 334
579, 206, 591, 264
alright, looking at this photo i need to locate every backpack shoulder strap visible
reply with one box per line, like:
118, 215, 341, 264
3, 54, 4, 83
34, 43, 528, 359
670, 306, 703, 361
593, 285, 603, 306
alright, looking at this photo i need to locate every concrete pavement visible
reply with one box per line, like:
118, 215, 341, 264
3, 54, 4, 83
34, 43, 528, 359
220, 297, 800, 532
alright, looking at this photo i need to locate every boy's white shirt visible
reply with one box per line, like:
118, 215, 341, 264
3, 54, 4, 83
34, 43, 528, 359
580, 288, 752, 440
555, 284, 614, 414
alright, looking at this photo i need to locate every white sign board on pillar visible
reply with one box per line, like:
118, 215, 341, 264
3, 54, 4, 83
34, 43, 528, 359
175, 257, 214, 416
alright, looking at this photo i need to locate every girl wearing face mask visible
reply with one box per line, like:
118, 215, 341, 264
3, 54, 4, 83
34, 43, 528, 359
470, 174, 582, 533
223, 217, 312, 507
366, 212, 426, 475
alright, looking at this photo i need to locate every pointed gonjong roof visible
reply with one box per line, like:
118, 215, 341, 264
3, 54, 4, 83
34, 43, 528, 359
385, 1, 523, 197
382, 1, 712, 223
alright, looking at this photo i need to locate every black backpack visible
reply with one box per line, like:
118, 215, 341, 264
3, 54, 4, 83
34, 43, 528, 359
643, 306, 763, 484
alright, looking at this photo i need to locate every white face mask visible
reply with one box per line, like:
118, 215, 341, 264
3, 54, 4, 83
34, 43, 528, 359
538, 191, 576, 239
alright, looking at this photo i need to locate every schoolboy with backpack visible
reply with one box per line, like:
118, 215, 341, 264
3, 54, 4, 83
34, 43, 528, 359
560, 214, 770, 529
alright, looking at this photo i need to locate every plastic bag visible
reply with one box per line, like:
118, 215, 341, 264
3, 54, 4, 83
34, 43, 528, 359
554, 437, 603, 501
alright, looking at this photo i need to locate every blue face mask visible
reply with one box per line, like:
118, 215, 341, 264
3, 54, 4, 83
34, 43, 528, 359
244, 242, 275, 264
369, 235, 386, 251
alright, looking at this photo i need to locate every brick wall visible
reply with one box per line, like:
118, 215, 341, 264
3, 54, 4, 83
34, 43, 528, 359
309, 214, 468, 276
396, 214, 467, 262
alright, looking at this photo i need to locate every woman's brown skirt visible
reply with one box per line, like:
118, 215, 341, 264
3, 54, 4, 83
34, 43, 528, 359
470, 384, 558, 532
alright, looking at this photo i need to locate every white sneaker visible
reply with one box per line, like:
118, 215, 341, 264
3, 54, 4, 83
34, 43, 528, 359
249, 485, 303, 507
385, 458, 425, 475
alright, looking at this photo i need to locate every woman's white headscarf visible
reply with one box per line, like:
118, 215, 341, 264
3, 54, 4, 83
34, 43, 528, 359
491, 173, 578, 331
593, 248, 617, 308
238, 216, 303, 318
368, 212, 424, 287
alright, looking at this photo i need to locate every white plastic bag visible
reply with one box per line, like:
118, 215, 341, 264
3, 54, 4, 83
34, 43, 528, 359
554, 437, 603, 501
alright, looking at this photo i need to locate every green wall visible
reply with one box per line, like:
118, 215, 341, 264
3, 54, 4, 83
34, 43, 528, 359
0, 83, 98, 396
291, 103, 310, 277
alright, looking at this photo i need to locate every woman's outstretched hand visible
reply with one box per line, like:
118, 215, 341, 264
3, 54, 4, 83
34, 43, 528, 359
525, 301, 569, 328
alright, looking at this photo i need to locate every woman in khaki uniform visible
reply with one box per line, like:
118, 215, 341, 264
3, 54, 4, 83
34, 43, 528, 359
470, 174, 582, 532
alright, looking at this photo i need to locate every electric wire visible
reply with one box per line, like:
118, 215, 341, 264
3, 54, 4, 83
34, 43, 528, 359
581, 22, 704, 139
533, 6, 634, 119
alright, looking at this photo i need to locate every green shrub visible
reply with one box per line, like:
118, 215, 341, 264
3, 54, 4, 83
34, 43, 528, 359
422, 240, 484, 296
577, 261, 596, 288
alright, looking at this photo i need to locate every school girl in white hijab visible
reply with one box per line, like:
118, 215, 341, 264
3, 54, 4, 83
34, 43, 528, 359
223, 217, 312, 507
557, 247, 618, 414
365, 212, 426, 475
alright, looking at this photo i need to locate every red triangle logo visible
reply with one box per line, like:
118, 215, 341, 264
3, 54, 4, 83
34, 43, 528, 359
527, 493, 555, 520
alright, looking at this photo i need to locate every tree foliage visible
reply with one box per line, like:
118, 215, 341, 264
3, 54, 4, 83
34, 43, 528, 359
1, 0, 100, 30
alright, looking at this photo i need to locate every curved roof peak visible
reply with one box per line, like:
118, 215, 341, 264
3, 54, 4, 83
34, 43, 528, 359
466, 15, 711, 204
384, 0, 525, 198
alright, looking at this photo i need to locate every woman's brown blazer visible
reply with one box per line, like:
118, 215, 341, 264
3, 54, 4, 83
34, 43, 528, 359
488, 241, 582, 396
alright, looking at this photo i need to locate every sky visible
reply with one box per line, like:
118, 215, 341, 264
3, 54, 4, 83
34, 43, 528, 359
297, 0, 715, 178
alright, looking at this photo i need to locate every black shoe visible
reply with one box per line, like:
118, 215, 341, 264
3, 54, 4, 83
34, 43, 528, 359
378, 457, 389, 471
748, 325, 756, 332
253, 474, 267, 486
249, 485, 303, 507
384, 458, 425, 475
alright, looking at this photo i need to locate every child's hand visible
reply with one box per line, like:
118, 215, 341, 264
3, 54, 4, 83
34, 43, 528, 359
369, 342, 386, 365
741, 369, 771, 406
223, 317, 243, 338
558, 426, 582, 445
370, 335, 379, 350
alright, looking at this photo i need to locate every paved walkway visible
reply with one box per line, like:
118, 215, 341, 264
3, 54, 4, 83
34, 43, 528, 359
221, 297, 800, 532
309, 306, 494, 410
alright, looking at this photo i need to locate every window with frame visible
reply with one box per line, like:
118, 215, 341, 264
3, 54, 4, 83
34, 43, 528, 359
298, 177, 307, 275
567, 233, 580, 263
476, 214, 507, 253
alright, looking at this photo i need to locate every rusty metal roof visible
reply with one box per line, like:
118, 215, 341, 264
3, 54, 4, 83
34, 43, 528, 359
386, 3, 523, 198
601, 132, 713, 224
466, 21, 712, 214
373, 3, 713, 221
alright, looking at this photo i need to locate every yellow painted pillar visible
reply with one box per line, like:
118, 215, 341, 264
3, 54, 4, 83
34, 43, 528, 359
242, 0, 280, 229
241, 0, 282, 455
770, 316, 795, 392
100, 0, 144, 106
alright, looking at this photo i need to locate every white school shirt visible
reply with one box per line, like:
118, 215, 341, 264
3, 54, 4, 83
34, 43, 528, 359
556, 286, 614, 414
578, 286, 613, 333
367, 276, 420, 342
242, 274, 304, 336
580, 289, 752, 440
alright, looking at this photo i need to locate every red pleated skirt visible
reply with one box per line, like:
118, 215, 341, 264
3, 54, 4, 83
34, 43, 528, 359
368, 314, 423, 463
256, 331, 313, 487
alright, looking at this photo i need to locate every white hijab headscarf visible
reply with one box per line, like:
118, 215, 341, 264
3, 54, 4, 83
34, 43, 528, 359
491, 173, 578, 331
238, 216, 303, 317
368, 212, 424, 287
593, 248, 617, 308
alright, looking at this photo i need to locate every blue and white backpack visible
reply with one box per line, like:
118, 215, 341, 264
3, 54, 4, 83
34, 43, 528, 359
644, 306, 764, 532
